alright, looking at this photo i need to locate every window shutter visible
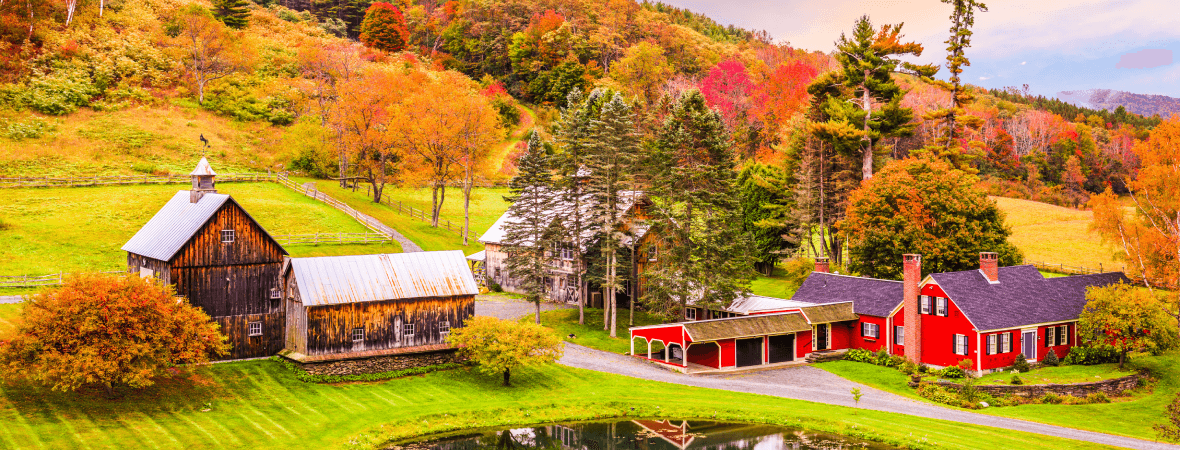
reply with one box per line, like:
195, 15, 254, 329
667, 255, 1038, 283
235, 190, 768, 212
1064, 325, 1070, 345
952, 335, 959, 355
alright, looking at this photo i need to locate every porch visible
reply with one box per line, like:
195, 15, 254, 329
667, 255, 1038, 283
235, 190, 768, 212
628, 312, 813, 374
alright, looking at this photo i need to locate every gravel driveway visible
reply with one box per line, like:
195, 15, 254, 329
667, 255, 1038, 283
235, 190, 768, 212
559, 343, 1176, 450
474, 296, 574, 320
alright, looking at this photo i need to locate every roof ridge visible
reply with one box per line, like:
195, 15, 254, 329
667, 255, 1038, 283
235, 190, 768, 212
813, 272, 901, 283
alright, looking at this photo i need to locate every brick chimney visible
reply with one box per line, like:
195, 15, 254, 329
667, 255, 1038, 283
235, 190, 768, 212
903, 254, 922, 363
814, 257, 830, 274
980, 252, 999, 283
190, 157, 217, 203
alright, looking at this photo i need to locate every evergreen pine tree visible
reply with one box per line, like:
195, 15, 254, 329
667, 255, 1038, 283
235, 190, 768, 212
553, 88, 595, 325
502, 131, 557, 324
211, 0, 249, 29
584, 93, 641, 338
914, 0, 989, 171
641, 90, 756, 320
736, 162, 799, 275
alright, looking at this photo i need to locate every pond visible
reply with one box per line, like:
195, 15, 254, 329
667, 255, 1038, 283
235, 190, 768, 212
388, 419, 899, 450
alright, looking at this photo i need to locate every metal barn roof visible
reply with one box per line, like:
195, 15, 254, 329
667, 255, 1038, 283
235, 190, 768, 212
479, 190, 644, 247
722, 295, 814, 315
190, 157, 217, 176
288, 251, 480, 306
121, 191, 232, 261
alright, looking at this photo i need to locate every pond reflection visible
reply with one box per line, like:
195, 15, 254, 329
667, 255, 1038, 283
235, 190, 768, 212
390, 420, 897, 450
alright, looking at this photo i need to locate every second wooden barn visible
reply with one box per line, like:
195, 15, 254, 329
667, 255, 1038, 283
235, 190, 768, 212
279, 250, 479, 374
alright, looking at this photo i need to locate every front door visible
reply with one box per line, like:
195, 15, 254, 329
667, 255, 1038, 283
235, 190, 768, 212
735, 338, 763, 367
816, 324, 830, 351
1022, 331, 1037, 361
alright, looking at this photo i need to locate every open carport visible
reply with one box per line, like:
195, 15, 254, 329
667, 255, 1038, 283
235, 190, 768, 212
629, 312, 812, 373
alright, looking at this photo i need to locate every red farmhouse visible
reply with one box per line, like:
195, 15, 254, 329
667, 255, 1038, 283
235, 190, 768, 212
630, 253, 1128, 375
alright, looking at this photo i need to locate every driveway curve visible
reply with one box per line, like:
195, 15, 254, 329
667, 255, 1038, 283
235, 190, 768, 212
559, 343, 1176, 450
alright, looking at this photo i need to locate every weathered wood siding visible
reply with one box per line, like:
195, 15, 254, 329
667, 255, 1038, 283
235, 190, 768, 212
213, 313, 285, 360
170, 201, 286, 360
285, 276, 308, 354
126, 253, 171, 285
304, 295, 475, 356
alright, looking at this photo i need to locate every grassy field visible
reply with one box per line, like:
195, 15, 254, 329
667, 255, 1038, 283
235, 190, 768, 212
994, 196, 1122, 271
977, 363, 1132, 385
307, 180, 508, 253
534, 307, 666, 354
750, 266, 803, 299
0, 357, 1119, 450
0, 304, 19, 334
0, 183, 399, 275
817, 353, 1177, 440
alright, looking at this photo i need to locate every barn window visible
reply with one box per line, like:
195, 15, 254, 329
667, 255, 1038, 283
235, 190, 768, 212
920, 295, 930, 314
1001, 332, 1012, 353
861, 322, 879, 338
270, 287, 281, 299
646, 245, 657, 261
439, 321, 450, 336
684, 308, 697, 321
352, 327, 364, 342
221, 229, 235, 243
247, 322, 262, 337
935, 297, 947, 316
404, 323, 415, 338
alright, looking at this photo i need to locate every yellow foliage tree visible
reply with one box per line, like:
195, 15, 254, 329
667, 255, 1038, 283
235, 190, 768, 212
446, 316, 563, 386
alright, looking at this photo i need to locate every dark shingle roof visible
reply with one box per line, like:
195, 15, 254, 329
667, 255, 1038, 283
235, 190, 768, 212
791, 273, 902, 317
682, 313, 811, 341
931, 265, 1130, 331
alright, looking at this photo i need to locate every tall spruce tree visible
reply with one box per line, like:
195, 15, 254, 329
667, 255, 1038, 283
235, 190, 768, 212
553, 88, 596, 325
809, 16, 938, 180
585, 93, 641, 338
737, 162, 799, 275
211, 0, 249, 29
502, 131, 556, 323
914, 0, 989, 171
641, 90, 756, 320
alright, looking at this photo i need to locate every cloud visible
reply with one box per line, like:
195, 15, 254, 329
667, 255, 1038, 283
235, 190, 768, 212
1021, 61, 1027, 65
1116, 49, 1174, 69
979, 76, 992, 80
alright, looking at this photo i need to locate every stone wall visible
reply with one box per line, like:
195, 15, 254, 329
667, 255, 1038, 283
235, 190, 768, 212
934, 373, 1142, 397
297, 350, 462, 376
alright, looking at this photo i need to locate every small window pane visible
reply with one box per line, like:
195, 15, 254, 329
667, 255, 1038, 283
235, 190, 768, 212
920, 295, 930, 314
894, 326, 904, 344
270, 287, 281, 299
352, 327, 364, 342
404, 323, 415, 337
440, 321, 450, 336
248, 322, 262, 337
936, 297, 947, 316
221, 229, 235, 243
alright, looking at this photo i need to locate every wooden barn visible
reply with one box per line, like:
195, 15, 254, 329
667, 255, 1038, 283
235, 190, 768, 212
122, 158, 288, 360
279, 251, 478, 366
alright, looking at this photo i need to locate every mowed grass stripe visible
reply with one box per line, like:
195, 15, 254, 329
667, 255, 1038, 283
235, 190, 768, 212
234, 410, 278, 441
167, 411, 222, 448
253, 366, 332, 419
134, 411, 183, 448
48, 409, 92, 450
111, 416, 162, 450
188, 411, 244, 447
247, 405, 296, 439
243, 370, 317, 423
0, 387, 47, 449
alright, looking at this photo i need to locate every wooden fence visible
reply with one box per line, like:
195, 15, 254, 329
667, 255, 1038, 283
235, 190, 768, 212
367, 185, 471, 239
0, 271, 123, 288
0, 173, 276, 188
1025, 260, 1176, 290
275, 174, 404, 241
273, 232, 390, 246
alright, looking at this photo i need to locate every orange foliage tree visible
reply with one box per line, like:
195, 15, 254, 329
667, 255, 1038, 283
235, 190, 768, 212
359, 2, 409, 53
0, 274, 228, 396
330, 66, 408, 202
1090, 117, 1180, 322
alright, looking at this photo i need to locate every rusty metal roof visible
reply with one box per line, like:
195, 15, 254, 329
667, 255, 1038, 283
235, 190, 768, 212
479, 190, 644, 247
798, 302, 858, 324
190, 157, 217, 176
122, 191, 231, 261
287, 251, 479, 306
682, 313, 811, 342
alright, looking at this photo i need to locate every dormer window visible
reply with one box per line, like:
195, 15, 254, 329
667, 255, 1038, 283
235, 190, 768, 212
221, 229, 235, 243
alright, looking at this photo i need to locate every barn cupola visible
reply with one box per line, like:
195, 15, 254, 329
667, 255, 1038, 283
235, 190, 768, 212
979, 252, 999, 283
189, 157, 217, 203
902, 253, 922, 364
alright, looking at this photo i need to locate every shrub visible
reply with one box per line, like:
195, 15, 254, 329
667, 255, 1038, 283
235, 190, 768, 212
487, 279, 502, 292
275, 357, 463, 383
941, 366, 966, 379
899, 360, 918, 375
1, 117, 56, 140
916, 383, 958, 405
1042, 349, 1060, 366
874, 349, 890, 365
918, 363, 929, 373
359, 3, 409, 53
844, 348, 874, 363
1012, 353, 1032, 372
1010, 374, 1023, 385
18, 66, 100, 115
1088, 392, 1110, 403
1063, 345, 1121, 365
1041, 392, 1062, 404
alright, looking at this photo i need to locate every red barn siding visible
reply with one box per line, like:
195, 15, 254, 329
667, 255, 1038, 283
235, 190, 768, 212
890, 310, 905, 355
853, 316, 887, 352
632, 325, 687, 348
688, 343, 721, 368
829, 321, 853, 350
1039, 322, 1075, 361
795, 330, 812, 359
718, 339, 736, 367
898, 283, 981, 368
980, 329, 1022, 370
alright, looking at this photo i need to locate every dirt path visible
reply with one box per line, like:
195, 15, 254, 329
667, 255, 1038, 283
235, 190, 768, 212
559, 343, 1175, 450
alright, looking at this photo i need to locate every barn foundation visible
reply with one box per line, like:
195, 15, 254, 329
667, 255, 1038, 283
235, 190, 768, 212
280, 348, 465, 376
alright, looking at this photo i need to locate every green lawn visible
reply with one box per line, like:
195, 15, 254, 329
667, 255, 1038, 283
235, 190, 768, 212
816, 354, 1178, 441
534, 307, 666, 354
0, 183, 398, 276
977, 363, 1132, 385
307, 180, 508, 253
0, 304, 19, 334
0, 358, 1118, 450
750, 266, 802, 299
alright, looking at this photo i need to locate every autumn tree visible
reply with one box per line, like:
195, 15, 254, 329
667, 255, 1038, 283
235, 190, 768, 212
177, 5, 239, 106
211, 0, 249, 30
359, 2, 409, 53
1090, 117, 1180, 324
1078, 283, 1178, 369
842, 157, 1022, 279
447, 316, 563, 386
612, 42, 673, 106
0, 274, 228, 396
297, 42, 364, 186
918, 0, 988, 168
585, 93, 641, 337
331, 67, 405, 203
641, 90, 756, 320
502, 132, 557, 323
809, 16, 938, 180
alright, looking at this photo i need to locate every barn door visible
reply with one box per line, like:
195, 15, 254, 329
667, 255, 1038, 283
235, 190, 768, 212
767, 334, 795, 363
735, 338, 763, 367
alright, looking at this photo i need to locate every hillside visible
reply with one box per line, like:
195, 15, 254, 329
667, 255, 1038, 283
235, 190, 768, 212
1058, 88, 1180, 118
993, 196, 1122, 271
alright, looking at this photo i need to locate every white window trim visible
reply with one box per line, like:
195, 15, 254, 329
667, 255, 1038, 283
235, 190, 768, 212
247, 321, 262, 337
954, 334, 967, 355
685, 308, 697, 321
352, 327, 365, 342
270, 287, 281, 299
647, 246, 658, 262
920, 295, 930, 314
936, 297, 947, 316
1058, 325, 1069, 346
862, 322, 879, 338
221, 229, 235, 243
1001, 332, 1012, 353
440, 321, 451, 336
894, 325, 904, 344
404, 323, 415, 338
987, 334, 997, 355
1046, 326, 1056, 347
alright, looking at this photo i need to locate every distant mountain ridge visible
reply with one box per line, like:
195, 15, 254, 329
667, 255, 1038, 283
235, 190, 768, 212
1057, 89, 1180, 119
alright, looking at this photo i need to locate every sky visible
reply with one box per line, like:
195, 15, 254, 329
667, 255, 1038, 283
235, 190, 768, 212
658, 0, 1180, 99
